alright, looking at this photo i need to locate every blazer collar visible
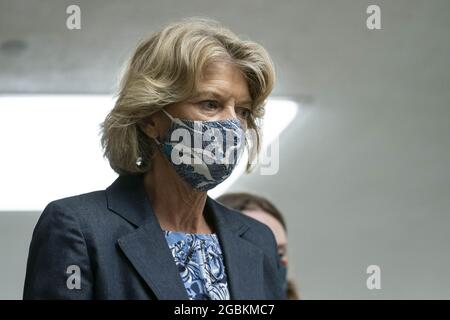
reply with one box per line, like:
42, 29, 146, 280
105, 174, 266, 300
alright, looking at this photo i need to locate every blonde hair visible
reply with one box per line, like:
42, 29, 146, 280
100, 17, 275, 175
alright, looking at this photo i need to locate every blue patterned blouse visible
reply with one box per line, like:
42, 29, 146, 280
163, 230, 231, 300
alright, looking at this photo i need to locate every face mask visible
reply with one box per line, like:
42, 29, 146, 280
279, 263, 288, 294
154, 109, 246, 191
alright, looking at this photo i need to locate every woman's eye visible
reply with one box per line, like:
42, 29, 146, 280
237, 107, 251, 119
199, 100, 219, 110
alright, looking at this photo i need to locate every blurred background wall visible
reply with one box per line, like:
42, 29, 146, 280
0, 0, 449, 299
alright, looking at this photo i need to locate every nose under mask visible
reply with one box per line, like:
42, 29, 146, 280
153, 108, 246, 191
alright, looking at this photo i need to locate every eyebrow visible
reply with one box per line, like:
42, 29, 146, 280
192, 90, 253, 106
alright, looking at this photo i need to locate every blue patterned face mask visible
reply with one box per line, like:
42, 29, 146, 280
154, 109, 246, 191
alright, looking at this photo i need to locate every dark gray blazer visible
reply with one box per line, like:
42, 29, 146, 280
23, 174, 286, 300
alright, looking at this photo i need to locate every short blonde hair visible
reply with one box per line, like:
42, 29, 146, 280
100, 17, 275, 175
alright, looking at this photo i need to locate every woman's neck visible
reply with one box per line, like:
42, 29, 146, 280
143, 152, 213, 234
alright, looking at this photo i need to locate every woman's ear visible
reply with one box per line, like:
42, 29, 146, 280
139, 115, 159, 139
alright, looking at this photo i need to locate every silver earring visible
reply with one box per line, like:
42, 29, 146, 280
136, 156, 143, 166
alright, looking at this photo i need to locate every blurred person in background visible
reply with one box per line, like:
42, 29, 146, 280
217, 192, 300, 299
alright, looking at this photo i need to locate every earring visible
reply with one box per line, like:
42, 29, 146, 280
136, 156, 143, 166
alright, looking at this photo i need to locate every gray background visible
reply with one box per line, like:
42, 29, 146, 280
1, 0, 449, 299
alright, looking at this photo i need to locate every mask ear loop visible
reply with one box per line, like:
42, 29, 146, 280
161, 108, 175, 121
152, 136, 162, 145
151, 108, 174, 146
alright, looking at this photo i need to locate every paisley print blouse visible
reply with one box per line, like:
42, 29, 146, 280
163, 230, 231, 300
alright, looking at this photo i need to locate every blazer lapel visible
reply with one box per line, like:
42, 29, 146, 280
106, 174, 189, 299
106, 174, 266, 300
117, 221, 190, 299
206, 198, 266, 299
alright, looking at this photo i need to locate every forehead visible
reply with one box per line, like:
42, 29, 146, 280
195, 61, 252, 103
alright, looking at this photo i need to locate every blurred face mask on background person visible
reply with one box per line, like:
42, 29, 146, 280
279, 263, 288, 293
153, 108, 246, 191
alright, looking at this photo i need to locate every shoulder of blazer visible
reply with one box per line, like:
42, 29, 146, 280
38, 190, 108, 231
46, 190, 106, 214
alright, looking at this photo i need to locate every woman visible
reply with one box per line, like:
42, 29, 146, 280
217, 192, 300, 300
23, 17, 285, 300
